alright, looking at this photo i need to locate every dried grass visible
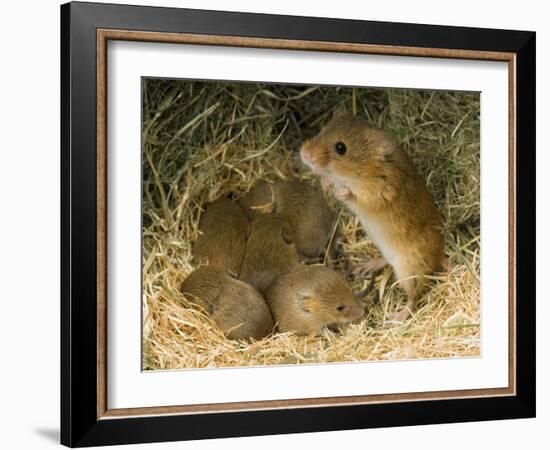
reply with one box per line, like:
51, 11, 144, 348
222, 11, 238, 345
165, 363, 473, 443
142, 80, 480, 370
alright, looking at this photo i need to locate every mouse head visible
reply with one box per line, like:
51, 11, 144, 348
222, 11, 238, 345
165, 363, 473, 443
248, 214, 296, 248
180, 266, 229, 312
239, 181, 279, 217
241, 214, 299, 292
295, 266, 364, 326
300, 109, 398, 183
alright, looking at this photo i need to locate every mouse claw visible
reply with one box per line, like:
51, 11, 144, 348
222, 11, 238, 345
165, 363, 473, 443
335, 186, 354, 201
388, 308, 412, 322
353, 257, 387, 277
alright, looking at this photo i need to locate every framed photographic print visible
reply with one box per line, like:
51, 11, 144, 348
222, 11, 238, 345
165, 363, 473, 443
60, 1, 536, 447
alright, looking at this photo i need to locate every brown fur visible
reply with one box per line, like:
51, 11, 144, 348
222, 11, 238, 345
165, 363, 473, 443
239, 180, 335, 260
300, 111, 444, 319
180, 266, 274, 340
265, 265, 364, 335
193, 198, 249, 276
238, 214, 300, 293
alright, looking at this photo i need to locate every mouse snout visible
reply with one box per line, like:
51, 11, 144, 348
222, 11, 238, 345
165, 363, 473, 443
345, 302, 364, 321
300, 145, 319, 167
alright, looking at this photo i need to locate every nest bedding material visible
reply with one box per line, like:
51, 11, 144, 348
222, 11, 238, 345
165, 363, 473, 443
142, 80, 480, 370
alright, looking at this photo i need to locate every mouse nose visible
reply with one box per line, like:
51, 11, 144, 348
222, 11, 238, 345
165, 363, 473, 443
347, 303, 364, 321
300, 146, 317, 165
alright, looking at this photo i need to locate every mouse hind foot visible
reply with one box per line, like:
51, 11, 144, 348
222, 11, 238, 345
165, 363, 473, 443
386, 297, 416, 323
388, 306, 413, 322
386, 276, 422, 323
352, 257, 387, 277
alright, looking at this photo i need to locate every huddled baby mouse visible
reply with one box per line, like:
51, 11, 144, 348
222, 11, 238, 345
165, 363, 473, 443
180, 266, 274, 340
239, 179, 335, 260
193, 197, 249, 276
300, 109, 445, 321
238, 214, 300, 293
265, 265, 364, 336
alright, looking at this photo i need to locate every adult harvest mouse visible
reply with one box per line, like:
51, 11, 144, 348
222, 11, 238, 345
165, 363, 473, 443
180, 266, 274, 340
265, 265, 364, 335
239, 180, 335, 260
193, 197, 249, 276
300, 110, 444, 321
238, 214, 300, 293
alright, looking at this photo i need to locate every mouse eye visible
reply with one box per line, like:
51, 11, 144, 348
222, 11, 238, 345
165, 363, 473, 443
334, 141, 347, 155
336, 305, 345, 312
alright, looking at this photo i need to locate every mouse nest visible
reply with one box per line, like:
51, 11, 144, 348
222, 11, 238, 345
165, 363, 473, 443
142, 80, 480, 370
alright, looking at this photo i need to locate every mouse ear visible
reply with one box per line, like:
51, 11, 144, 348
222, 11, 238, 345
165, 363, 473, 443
332, 106, 349, 120
297, 292, 313, 313
226, 268, 239, 279
281, 225, 294, 244
368, 130, 397, 157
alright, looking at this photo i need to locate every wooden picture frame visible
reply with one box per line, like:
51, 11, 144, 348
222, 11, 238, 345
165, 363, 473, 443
61, 1, 536, 447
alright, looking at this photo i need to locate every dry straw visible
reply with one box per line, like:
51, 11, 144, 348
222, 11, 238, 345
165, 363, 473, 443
142, 80, 480, 370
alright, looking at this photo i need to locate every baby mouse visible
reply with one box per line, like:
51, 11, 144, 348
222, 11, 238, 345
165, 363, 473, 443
238, 214, 300, 293
180, 266, 274, 341
193, 197, 249, 276
239, 179, 335, 261
265, 265, 364, 336
300, 110, 444, 321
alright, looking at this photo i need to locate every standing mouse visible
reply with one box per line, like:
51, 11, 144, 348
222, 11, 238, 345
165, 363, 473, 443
193, 197, 249, 276
300, 110, 444, 321
265, 265, 364, 336
180, 266, 274, 341
239, 179, 335, 260
238, 214, 300, 293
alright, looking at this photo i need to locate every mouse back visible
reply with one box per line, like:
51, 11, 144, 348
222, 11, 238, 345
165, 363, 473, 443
193, 197, 249, 275
240, 180, 334, 259
238, 214, 299, 293
180, 266, 274, 340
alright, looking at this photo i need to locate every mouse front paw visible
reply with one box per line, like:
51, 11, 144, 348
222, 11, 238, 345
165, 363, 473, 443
353, 257, 387, 277
335, 186, 354, 201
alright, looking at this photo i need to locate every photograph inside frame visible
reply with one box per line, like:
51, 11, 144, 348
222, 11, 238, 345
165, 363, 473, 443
141, 78, 480, 370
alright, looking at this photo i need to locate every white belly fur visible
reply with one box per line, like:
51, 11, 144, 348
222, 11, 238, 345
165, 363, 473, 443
352, 206, 399, 269
327, 172, 402, 270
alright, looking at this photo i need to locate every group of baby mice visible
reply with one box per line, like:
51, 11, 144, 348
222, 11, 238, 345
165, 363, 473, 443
179, 109, 446, 341
183, 179, 362, 340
